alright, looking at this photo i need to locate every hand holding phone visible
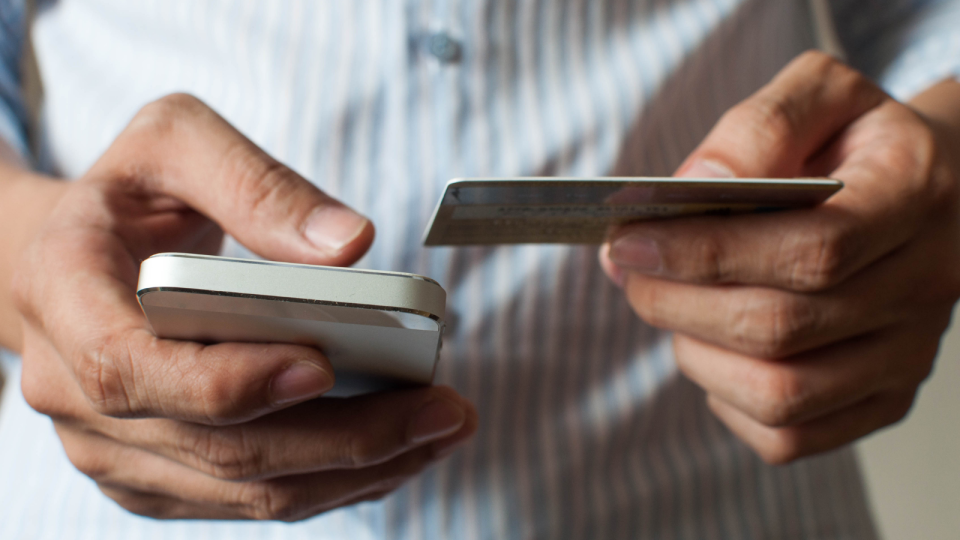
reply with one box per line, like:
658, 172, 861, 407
138, 253, 447, 396
13, 94, 474, 521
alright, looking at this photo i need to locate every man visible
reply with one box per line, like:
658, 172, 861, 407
0, 0, 958, 538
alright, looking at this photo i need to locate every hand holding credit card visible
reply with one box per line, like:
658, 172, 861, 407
423, 177, 842, 246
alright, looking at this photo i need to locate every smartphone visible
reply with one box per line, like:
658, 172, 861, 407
136, 253, 446, 396
423, 177, 843, 245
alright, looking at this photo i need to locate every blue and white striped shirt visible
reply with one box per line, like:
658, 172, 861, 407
1, 1, 959, 538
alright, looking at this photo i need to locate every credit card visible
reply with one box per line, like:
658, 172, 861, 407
422, 177, 842, 246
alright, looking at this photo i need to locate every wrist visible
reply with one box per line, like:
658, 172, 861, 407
909, 78, 960, 169
0, 167, 68, 352
907, 79, 960, 220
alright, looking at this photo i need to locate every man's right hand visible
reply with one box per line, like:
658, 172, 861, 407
10, 94, 477, 520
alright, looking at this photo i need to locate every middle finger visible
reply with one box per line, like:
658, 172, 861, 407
57, 424, 441, 521
623, 227, 954, 359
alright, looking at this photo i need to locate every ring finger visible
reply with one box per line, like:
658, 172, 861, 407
672, 315, 947, 429
55, 425, 437, 521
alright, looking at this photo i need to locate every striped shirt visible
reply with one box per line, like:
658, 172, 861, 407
1, 1, 959, 538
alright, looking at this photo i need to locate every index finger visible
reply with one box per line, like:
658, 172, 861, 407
606, 52, 941, 292
14, 94, 383, 423
89, 93, 374, 267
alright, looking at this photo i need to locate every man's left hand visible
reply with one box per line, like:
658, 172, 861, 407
600, 51, 960, 464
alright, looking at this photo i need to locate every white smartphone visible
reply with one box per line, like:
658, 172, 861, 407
136, 253, 446, 396
423, 177, 843, 245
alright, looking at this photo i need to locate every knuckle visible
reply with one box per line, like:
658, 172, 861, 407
782, 226, 853, 291
870, 124, 936, 189
63, 442, 111, 480
10, 242, 52, 327
753, 95, 799, 145
20, 356, 60, 417
19, 374, 45, 415
794, 49, 834, 69
927, 135, 960, 207
170, 344, 255, 425
240, 482, 303, 522
748, 368, 809, 427
731, 294, 815, 358
336, 430, 391, 469
909, 122, 938, 173
132, 93, 205, 134
113, 93, 209, 184
226, 152, 306, 222
894, 122, 949, 202
683, 235, 726, 283
75, 336, 137, 417
755, 429, 806, 465
729, 94, 799, 159
192, 368, 247, 424
238, 160, 286, 212
180, 427, 265, 481
101, 487, 173, 519
152, 92, 206, 112
794, 50, 873, 97
801, 50, 849, 77
9, 264, 33, 318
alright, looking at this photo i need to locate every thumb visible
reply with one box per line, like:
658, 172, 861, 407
92, 93, 373, 266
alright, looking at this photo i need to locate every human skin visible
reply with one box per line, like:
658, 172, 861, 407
2, 94, 477, 520
1, 51, 958, 520
601, 51, 960, 464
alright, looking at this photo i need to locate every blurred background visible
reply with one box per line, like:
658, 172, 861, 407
858, 309, 960, 540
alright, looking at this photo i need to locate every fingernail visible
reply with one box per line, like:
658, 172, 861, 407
610, 234, 662, 273
271, 361, 333, 406
679, 158, 735, 178
407, 399, 466, 445
599, 243, 627, 288
303, 205, 370, 256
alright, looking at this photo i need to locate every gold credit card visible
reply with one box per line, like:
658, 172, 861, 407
422, 177, 843, 246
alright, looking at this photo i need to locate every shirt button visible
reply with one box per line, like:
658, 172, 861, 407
426, 32, 462, 63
